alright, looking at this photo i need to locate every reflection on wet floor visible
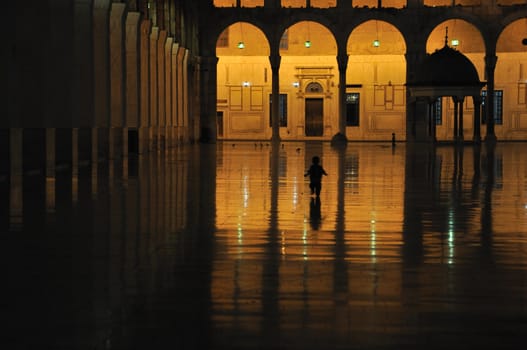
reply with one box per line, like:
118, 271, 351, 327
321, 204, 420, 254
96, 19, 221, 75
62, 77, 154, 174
3, 142, 527, 349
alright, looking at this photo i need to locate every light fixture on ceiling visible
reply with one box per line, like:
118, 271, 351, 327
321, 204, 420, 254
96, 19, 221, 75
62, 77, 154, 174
373, 20, 380, 47
305, 21, 311, 48
451, 39, 459, 47
238, 22, 245, 49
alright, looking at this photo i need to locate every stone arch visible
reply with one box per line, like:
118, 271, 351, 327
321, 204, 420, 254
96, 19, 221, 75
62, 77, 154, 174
496, 17, 527, 52
280, 20, 337, 56
422, 14, 487, 54
426, 19, 486, 54
280, 14, 340, 48
348, 20, 407, 55
215, 21, 270, 56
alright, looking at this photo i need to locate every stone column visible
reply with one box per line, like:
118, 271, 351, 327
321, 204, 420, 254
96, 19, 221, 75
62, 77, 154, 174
158, 30, 168, 150
46, 128, 56, 214
139, 20, 151, 154
198, 55, 219, 143
93, 0, 110, 162
72, 128, 79, 204
269, 52, 281, 143
171, 42, 180, 147
73, 0, 94, 128
109, 2, 126, 160
125, 12, 140, 155
473, 95, 482, 143
332, 51, 348, 145
165, 37, 174, 149
183, 49, 190, 142
405, 49, 427, 142
10, 128, 23, 230
150, 27, 159, 151
459, 97, 464, 142
453, 97, 459, 142
177, 47, 186, 143
484, 54, 498, 143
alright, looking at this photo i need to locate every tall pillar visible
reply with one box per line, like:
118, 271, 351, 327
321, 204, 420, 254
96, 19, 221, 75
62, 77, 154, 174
150, 27, 159, 151
139, 19, 151, 154
10, 128, 23, 230
165, 37, 174, 149
93, 0, 110, 159
45, 128, 56, 214
72, 128, 79, 204
125, 12, 140, 155
158, 30, 168, 150
198, 55, 219, 143
171, 42, 180, 147
405, 49, 427, 142
182, 49, 190, 143
177, 47, 186, 143
73, 0, 95, 128
332, 51, 348, 145
473, 95, 482, 143
459, 97, 464, 142
453, 97, 459, 142
109, 2, 126, 160
484, 54, 498, 143
269, 52, 281, 143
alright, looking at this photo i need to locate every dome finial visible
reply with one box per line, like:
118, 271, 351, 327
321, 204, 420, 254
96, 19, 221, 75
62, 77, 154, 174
445, 26, 449, 47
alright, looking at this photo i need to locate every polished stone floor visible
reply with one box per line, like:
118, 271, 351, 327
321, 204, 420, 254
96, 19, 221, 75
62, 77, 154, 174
3, 141, 527, 349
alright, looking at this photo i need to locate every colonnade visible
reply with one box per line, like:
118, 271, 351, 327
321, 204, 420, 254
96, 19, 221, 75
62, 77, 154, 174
3, 0, 196, 182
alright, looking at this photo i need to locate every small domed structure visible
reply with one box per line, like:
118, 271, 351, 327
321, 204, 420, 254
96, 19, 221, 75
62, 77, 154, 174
407, 44, 485, 99
415, 45, 482, 87
406, 42, 487, 143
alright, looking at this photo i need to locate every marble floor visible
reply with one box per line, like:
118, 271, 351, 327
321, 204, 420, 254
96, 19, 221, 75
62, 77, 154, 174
3, 141, 527, 350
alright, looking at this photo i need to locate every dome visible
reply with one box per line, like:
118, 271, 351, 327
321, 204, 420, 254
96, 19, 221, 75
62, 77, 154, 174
414, 45, 482, 86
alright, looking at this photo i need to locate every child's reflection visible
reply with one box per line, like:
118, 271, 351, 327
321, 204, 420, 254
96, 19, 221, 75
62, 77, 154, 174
309, 197, 321, 230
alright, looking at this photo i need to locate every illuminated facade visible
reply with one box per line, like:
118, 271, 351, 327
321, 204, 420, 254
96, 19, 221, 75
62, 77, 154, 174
209, 0, 527, 142
3, 0, 527, 176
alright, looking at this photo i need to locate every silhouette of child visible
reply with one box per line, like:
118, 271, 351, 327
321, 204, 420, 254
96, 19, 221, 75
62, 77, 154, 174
305, 156, 328, 197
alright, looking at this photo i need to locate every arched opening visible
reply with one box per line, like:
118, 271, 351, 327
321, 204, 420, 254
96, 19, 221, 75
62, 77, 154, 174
278, 20, 338, 139
496, 18, 527, 140
347, 20, 407, 141
426, 19, 485, 141
215, 22, 271, 139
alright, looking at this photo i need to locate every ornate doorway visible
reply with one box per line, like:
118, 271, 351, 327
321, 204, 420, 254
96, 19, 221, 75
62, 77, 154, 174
305, 98, 323, 136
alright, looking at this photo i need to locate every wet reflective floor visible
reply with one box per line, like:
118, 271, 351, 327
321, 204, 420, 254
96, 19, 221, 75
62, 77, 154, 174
3, 141, 527, 349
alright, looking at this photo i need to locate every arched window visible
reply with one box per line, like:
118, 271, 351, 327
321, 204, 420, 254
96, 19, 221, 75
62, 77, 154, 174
306, 82, 323, 93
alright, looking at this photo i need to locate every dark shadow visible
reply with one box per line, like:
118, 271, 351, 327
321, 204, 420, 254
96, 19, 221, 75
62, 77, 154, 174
309, 196, 321, 230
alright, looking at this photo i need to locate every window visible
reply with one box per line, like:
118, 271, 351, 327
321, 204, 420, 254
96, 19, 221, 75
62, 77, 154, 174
433, 97, 442, 125
269, 94, 288, 127
481, 90, 503, 125
346, 93, 360, 126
